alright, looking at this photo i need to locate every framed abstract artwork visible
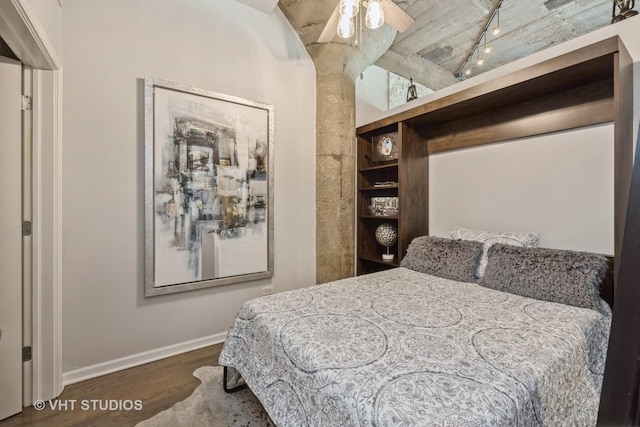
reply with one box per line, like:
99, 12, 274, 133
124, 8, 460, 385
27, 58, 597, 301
144, 77, 274, 296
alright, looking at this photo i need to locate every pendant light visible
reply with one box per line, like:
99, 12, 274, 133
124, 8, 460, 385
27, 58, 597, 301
339, 0, 359, 18
365, 0, 385, 29
337, 14, 356, 38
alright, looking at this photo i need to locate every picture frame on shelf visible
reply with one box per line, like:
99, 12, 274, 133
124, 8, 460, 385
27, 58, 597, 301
371, 132, 399, 163
369, 197, 399, 217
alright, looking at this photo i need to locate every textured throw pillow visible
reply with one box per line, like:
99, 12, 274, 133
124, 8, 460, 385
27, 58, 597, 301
400, 236, 484, 283
479, 244, 609, 312
450, 227, 540, 279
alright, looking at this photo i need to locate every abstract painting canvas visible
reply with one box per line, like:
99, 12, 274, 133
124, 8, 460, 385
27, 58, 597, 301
144, 77, 274, 296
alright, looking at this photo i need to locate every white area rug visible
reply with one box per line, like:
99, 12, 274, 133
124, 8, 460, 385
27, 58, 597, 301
136, 366, 273, 427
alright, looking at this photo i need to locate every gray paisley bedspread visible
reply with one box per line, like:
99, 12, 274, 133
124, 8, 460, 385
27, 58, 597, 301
219, 267, 611, 427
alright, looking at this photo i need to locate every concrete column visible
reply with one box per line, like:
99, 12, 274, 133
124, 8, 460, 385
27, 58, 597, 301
307, 30, 395, 283
277, 0, 396, 283
314, 61, 356, 284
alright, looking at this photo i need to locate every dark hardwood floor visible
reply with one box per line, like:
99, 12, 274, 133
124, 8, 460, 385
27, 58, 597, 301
0, 343, 223, 427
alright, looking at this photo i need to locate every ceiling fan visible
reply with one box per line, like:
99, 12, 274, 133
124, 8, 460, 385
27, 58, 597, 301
317, 0, 415, 43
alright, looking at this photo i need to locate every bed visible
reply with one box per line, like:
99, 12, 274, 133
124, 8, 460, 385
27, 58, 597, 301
219, 235, 612, 426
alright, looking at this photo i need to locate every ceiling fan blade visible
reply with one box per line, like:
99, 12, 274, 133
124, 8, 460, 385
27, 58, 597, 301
317, 2, 342, 43
382, 0, 415, 33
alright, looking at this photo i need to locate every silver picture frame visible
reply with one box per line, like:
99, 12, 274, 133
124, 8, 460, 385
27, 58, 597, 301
144, 77, 274, 296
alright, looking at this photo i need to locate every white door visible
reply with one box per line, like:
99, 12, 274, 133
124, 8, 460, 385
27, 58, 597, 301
0, 55, 23, 420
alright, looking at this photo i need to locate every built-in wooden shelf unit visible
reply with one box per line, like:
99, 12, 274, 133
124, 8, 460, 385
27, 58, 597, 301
356, 36, 632, 281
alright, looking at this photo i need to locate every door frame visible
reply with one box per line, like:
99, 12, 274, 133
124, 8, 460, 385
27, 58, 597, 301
0, 0, 63, 401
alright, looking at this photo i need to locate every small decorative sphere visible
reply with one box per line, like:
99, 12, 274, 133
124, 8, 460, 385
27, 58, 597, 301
375, 223, 398, 248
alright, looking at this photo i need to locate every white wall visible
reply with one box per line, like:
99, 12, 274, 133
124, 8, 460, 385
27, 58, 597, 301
62, 0, 316, 376
355, 65, 389, 121
430, 124, 614, 254
356, 16, 640, 254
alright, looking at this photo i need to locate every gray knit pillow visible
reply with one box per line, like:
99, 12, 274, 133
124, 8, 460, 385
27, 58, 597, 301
479, 244, 609, 311
401, 236, 484, 283
450, 227, 540, 279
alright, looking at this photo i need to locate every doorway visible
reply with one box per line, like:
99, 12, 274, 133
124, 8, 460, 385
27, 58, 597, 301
0, 0, 64, 406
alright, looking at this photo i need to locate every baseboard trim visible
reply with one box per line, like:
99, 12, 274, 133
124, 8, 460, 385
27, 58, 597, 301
62, 332, 227, 386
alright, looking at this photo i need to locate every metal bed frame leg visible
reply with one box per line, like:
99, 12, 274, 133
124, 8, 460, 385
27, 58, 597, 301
223, 366, 248, 393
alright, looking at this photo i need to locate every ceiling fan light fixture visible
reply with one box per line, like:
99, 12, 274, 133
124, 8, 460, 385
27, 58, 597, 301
337, 14, 356, 38
365, 0, 385, 29
320, 0, 413, 43
339, 0, 359, 18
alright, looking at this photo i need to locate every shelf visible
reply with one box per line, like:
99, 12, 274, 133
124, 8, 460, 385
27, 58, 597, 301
356, 122, 428, 276
359, 185, 399, 191
359, 163, 398, 172
359, 255, 399, 268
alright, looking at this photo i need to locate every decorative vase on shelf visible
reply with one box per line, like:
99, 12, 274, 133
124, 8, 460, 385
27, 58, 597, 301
375, 223, 398, 262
